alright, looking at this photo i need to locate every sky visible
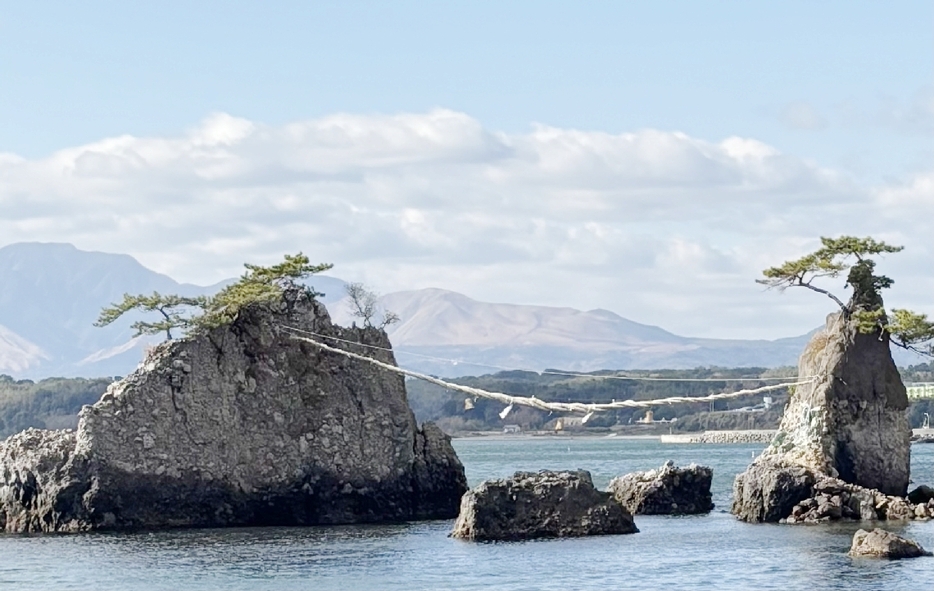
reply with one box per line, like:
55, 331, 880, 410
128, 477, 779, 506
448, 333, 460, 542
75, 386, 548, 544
1, 1, 932, 340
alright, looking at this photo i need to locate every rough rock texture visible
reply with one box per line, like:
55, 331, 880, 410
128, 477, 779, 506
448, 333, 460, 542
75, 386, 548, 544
0, 288, 467, 532
450, 470, 638, 541
732, 311, 911, 522
608, 461, 713, 515
731, 459, 817, 523
733, 465, 934, 525
784, 475, 924, 523
849, 528, 932, 559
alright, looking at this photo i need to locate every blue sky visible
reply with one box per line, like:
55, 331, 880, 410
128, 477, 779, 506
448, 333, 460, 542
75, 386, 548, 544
3, 1, 930, 177
0, 1, 932, 339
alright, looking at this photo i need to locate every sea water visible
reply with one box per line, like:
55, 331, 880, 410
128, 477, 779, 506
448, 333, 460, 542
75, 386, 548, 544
2, 437, 934, 590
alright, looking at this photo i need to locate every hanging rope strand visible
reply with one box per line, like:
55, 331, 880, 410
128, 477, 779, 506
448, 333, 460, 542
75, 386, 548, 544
288, 333, 813, 415
281, 324, 811, 383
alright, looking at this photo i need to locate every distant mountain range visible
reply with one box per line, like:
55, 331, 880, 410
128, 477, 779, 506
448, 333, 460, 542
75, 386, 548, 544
0, 242, 856, 380
330, 288, 813, 376
0, 243, 345, 378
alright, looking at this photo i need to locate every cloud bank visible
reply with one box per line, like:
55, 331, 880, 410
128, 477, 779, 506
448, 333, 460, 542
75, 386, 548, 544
1, 109, 930, 340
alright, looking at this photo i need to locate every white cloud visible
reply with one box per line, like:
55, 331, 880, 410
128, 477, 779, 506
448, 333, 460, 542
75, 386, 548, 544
0, 109, 929, 340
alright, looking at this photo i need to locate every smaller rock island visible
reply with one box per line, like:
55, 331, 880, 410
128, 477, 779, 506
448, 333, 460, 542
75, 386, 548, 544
451, 470, 638, 541
609, 461, 713, 515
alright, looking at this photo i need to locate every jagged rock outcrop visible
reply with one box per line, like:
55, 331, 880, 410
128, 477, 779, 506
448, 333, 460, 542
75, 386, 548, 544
450, 470, 638, 541
849, 528, 932, 559
732, 310, 911, 522
784, 475, 922, 523
608, 461, 713, 515
0, 288, 467, 532
732, 460, 817, 523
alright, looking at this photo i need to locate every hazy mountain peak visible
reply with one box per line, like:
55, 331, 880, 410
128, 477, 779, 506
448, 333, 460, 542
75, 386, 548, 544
0, 242, 827, 379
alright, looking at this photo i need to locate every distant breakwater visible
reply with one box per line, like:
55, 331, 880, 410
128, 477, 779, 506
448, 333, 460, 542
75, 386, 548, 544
660, 430, 776, 444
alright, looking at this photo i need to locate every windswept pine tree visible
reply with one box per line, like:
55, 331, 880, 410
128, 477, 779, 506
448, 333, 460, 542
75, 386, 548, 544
95, 253, 333, 338
757, 235, 934, 358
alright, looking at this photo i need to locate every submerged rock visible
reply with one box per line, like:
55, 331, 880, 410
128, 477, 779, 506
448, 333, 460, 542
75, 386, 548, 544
609, 461, 713, 515
450, 470, 637, 541
849, 528, 932, 559
0, 288, 467, 532
732, 310, 911, 523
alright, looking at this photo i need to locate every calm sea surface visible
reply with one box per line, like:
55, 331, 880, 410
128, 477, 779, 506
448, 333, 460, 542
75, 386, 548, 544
4, 437, 934, 590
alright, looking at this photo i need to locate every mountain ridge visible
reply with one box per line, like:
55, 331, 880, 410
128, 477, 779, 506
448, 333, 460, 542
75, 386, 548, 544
0, 242, 828, 379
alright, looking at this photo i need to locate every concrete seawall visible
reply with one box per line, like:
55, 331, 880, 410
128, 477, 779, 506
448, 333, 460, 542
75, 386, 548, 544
660, 430, 776, 444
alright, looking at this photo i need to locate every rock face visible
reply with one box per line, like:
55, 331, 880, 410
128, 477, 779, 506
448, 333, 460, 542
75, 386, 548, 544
849, 528, 932, 559
609, 461, 713, 515
450, 470, 637, 541
784, 475, 922, 523
0, 288, 468, 532
732, 460, 817, 523
732, 310, 911, 522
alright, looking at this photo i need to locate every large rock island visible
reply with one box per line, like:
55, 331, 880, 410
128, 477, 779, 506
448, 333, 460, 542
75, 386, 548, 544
732, 310, 911, 523
0, 287, 467, 532
732, 240, 915, 523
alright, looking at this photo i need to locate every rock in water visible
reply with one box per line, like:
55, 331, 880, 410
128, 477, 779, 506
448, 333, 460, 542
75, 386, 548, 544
0, 288, 467, 532
450, 470, 638, 541
732, 460, 817, 523
609, 461, 713, 515
849, 528, 932, 559
732, 310, 911, 522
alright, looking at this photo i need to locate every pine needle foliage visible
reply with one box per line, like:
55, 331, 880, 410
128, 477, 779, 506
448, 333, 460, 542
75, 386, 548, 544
759, 235, 933, 357
94, 292, 208, 339
95, 253, 332, 338
197, 254, 332, 329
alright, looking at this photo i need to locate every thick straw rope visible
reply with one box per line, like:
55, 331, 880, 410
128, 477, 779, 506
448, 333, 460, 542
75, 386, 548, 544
282, 324, 807, 382
288, 333, 812, 416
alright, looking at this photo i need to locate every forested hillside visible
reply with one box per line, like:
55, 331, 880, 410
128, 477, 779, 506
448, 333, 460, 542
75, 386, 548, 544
0, 374, 114, 438
406, 366, 795, 434
408, 362, 934, 434
1, 362, 931, 440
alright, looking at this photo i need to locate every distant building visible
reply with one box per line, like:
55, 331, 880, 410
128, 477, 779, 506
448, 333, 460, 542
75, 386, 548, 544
503, 424, 521, 434
636, 410, 655, 424
634, 410, 676, 424
553, 416, 586, 431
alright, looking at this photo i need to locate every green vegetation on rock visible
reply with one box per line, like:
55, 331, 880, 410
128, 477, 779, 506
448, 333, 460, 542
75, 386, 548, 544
95, 293, 208, 339
95, 253, 332, 336
758, 235, 934, 357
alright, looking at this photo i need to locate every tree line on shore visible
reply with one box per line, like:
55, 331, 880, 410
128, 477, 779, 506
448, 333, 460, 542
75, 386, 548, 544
0, 363, 931, 440
1, 235, 931, 439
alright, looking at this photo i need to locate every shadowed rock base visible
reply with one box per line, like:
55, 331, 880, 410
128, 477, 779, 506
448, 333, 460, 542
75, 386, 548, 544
451, 470, 638, 541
